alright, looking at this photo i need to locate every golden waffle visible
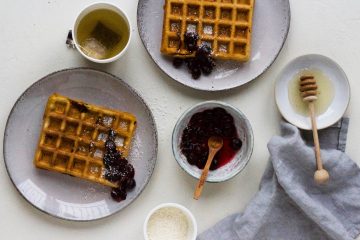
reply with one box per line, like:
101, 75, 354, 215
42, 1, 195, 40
34, 94, 137, 188
161, 0, 255, 61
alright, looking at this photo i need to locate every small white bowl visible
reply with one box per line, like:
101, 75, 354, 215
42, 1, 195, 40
72, 2, 132, 63
143, 203, 197, 240
172, 101, 254, 183
275, 54, 350, 130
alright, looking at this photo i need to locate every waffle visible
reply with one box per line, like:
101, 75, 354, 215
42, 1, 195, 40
161, 0, 255, 61
34, 94, 137, 188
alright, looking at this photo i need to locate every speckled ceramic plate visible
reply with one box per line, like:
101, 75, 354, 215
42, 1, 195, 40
137, 0, 291, 91
3, 68, 158, 221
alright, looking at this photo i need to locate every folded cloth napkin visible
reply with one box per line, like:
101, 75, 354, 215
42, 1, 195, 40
198, 119, 360, 240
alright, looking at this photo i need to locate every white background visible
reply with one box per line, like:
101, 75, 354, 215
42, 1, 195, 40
1, 0, 360, 239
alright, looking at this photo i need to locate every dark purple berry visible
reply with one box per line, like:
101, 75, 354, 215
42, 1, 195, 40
173, 58, 183, 68
223, 124, 236, 137
196, 159, 205, 169
119, 175, 130, 185
125, 164, 135, 178
194, 44, 215, 75
231, 138, 242, 150
201, 65, 213, 75
111, 188, 127, 202
118, 157, 128, 166
105, 140, 116, 152
222, 114, 234, 124
213, 127, 223, 136
197, 44, 212, 56
187, 152, 197, 165
103, 151, 121, 168
184, 32, 199, 52
210, 158, 219, 171
103, 154, 114, 167
186, 58, 199, 70
191, 68, 201, 79
105, 165, 122, 182
108, 129, 116, 140
186, 58, 202, 79
126, 178, 136, 190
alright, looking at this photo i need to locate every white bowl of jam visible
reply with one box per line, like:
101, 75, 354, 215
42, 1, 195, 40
172, 101, 254, 182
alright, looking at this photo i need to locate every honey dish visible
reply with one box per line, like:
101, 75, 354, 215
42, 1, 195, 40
275, 54, 350, 130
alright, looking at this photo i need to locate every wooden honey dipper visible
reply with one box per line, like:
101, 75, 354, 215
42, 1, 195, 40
300, 75, 330, 184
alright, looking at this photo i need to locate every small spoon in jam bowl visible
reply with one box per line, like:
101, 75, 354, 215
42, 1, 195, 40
194, 136, 223, 200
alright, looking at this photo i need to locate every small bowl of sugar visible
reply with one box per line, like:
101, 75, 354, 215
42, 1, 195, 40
144, 203, 197, 240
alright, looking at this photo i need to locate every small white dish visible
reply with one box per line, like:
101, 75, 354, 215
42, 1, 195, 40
275, 54, 350, 130
172, 101, 254, 182
143, 203, 197, 240
72, 3, 132, 63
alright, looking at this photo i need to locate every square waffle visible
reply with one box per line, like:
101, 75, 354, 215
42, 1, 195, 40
161, 0, 255, 61
34, 94, 137, 188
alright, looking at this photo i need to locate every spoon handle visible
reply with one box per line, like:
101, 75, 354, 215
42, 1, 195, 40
193, 148, 217, 200
309, 102, 323, 170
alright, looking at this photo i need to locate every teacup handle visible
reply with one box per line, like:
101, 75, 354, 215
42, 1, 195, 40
66, 30, 76, 49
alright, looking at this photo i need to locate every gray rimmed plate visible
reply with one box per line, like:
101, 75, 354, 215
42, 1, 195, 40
137, 0, 291, 91
3, 68, 158, 221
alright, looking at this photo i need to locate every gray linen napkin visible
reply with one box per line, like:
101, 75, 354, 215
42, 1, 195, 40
198, 119, 360, 240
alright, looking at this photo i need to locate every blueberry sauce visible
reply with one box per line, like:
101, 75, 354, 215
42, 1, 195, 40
103, 129, 136, 202
184, 32, 199, 52
172, 32, 216, 80
180, 108, 242, 170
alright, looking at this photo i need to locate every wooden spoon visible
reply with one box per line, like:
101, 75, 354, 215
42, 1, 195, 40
193, 136, 223, 200
299, 75, 330, 184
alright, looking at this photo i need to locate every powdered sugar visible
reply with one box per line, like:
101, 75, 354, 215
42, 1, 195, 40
147, 207, 189, 240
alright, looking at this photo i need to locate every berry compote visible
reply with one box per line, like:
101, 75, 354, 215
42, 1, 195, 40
172, 32, 216, 80
180, 107, 242, 170
103, 129, 136, 202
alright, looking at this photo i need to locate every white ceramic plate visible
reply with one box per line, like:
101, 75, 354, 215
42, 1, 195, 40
275, 54, 350, 130
137, 0, 291, 91
3, 68, 158, 221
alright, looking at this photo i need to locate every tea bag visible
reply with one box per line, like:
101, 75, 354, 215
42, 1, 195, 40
81, 37, 107, 59
80, 22, 121, 59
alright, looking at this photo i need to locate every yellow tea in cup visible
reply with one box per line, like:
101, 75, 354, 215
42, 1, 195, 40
73, 3, 131, 63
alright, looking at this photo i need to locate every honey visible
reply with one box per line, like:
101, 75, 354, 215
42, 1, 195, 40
288, 69, 334, 116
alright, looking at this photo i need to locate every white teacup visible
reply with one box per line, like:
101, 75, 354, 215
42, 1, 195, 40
72, 3, 131, 63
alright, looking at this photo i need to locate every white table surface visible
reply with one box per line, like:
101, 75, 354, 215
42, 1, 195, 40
1, 0, 360, 239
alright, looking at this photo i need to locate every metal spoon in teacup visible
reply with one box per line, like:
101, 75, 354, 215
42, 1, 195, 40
194, 136, 223, 200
